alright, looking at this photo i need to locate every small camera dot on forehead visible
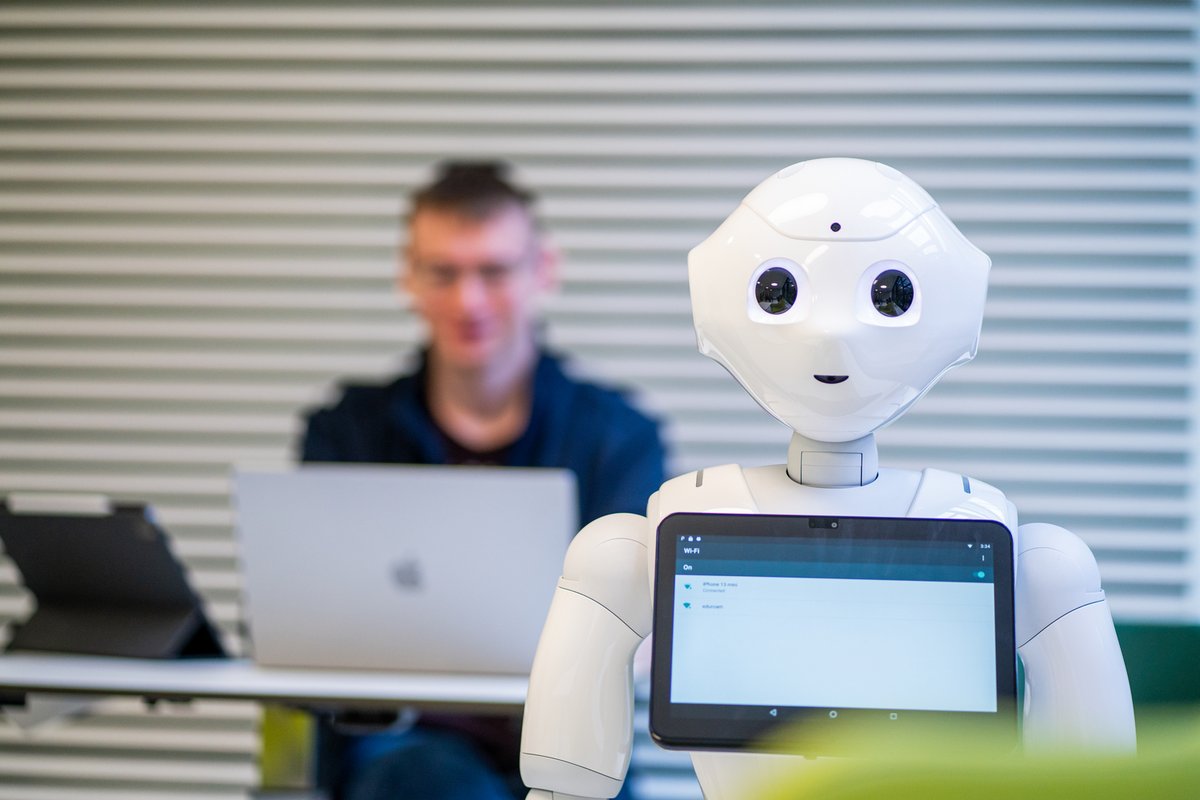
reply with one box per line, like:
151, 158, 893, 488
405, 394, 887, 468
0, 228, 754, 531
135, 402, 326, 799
830, 222, 842, 232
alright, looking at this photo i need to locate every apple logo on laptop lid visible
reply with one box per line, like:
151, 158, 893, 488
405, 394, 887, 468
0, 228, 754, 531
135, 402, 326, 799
391, 557, 424, 591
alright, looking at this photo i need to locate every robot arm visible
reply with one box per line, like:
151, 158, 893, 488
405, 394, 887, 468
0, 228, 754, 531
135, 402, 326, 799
1016, 522, 1136, 751
520, 512, 652, 799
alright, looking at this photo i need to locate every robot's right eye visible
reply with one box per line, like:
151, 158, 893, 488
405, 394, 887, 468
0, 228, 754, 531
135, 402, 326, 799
871, 269, 915, 317
755, 267, 798, 314
855, 260, 920, 326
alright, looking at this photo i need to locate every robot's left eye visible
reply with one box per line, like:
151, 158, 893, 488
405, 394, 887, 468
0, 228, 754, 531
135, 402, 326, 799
871, 269, 915, 317
748, 258, 808, 324
755, 267, 798, 314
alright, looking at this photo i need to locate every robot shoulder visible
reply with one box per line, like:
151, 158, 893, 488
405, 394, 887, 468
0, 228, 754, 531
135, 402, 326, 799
908, 467, 1017, 532
650, 464, 760, 525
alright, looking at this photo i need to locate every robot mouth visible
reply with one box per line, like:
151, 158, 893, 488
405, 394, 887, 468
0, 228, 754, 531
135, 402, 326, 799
813, 374, 849, 385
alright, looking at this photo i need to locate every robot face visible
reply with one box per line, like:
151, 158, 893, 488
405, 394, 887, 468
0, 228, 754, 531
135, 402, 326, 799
689, 158, 991, 442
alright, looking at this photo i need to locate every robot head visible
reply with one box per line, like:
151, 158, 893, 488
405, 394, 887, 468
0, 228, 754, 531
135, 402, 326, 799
689, 158, 991, 443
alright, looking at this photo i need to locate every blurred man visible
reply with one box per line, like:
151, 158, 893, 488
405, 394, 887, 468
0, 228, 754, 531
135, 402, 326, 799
301, 162, 666, 799
304, 161, 665, 526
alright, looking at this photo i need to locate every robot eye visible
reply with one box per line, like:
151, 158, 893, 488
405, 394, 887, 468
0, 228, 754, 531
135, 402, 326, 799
871, 269, 915, 317
755, 267, 798, 314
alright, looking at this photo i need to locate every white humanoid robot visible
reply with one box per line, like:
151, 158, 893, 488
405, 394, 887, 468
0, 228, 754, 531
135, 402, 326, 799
519, 158, 1137, 800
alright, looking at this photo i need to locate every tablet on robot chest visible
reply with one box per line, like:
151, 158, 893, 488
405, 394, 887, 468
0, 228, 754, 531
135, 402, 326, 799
649, 512, 1017, 756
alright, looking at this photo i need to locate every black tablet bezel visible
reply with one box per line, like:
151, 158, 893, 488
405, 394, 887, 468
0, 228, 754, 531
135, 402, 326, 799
649, 512, 1017, 755
0, 500, 226, 658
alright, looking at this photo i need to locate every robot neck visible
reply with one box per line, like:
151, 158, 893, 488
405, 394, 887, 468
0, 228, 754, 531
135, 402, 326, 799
786, 432, 879, 487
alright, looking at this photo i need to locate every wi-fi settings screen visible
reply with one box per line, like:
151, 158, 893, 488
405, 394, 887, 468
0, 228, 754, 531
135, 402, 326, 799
669, 535, 997, 713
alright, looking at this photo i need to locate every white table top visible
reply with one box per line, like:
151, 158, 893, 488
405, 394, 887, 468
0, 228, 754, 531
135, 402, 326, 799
0, 653, 528, 712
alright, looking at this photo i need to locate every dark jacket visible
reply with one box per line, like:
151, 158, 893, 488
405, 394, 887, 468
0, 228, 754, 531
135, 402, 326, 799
301, 350, 667, 526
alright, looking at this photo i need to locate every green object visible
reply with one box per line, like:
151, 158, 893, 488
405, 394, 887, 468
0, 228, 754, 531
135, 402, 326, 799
1114, 623, 1200, 706
755, 624, 1200, 799
259, 704, 316, 790
759, 712, 1200, 800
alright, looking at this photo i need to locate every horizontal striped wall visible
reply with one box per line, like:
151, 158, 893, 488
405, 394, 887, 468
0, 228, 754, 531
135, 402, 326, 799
0, 2, 1196, 797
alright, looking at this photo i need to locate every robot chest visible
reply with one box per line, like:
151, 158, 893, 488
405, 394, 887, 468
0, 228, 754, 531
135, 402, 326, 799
653, 463, 1014, 529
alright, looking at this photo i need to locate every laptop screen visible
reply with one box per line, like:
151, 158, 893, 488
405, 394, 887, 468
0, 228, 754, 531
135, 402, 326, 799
234, 463, 576, 675
649, 512, 1017, 755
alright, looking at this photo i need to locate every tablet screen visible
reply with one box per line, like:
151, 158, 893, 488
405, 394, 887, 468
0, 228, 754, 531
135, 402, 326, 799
649, 513, 1016, 754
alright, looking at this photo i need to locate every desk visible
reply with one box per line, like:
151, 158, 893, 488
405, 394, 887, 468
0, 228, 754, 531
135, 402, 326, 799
0, 653, 528, 714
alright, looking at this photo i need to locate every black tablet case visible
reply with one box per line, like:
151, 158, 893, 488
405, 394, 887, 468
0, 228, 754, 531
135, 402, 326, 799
0, 502, 225, 658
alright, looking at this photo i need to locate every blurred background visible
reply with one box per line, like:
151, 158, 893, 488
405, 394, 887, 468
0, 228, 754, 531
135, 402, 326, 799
0, 1, 1196, 797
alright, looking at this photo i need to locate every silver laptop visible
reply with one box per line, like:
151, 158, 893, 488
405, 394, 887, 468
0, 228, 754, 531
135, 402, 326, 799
233, 463, 576, 675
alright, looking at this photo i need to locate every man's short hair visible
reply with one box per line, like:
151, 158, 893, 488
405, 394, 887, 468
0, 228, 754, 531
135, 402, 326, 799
410, 161, 536, 222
